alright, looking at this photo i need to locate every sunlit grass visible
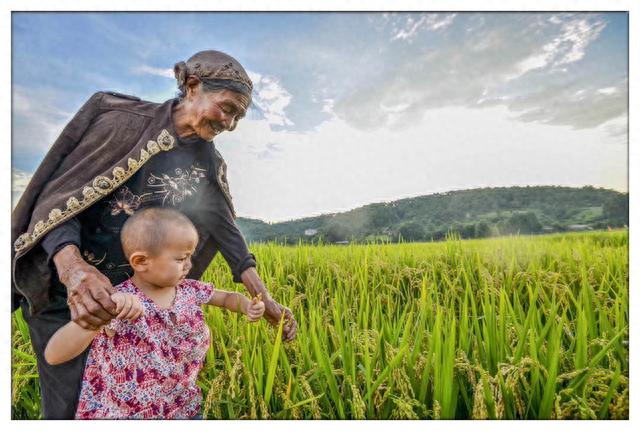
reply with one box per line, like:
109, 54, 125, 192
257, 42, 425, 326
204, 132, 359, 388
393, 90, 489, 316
12, 231, 628, 419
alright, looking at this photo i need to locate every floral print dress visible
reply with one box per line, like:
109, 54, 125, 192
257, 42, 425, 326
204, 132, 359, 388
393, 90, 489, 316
75, 278, 213, 419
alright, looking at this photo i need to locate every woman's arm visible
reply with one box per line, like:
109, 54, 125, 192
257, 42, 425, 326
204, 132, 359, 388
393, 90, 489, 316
241, 267, 297, 341
44, 322, 101, 366
192, 165, 296, 340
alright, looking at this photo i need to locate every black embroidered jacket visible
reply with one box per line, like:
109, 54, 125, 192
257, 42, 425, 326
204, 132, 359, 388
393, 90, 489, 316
12, 92, 255, 313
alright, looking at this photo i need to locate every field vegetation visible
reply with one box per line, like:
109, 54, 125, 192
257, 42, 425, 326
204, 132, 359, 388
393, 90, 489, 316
12, 231, 628, 419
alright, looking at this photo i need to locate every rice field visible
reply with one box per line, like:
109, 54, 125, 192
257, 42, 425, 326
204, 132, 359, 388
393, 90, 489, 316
12, 231, 629, 419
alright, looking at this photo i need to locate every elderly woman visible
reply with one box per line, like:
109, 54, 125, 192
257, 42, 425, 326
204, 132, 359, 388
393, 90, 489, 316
11, 50, 297, 419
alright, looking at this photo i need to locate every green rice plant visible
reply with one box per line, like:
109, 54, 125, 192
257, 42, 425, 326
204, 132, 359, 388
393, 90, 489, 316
11, 231, 628, 419
264, 313, 285, 406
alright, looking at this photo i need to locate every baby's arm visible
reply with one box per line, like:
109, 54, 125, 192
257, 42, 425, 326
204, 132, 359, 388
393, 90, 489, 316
44, 321, 101, 366
44, 292, 143, 365
207, 290, 265, 321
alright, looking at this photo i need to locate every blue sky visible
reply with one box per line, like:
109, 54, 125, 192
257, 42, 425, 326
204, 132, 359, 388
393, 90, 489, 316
12, 12, 628, 221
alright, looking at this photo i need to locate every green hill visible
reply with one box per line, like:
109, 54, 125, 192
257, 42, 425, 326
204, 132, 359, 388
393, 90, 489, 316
236, 186, 628, 244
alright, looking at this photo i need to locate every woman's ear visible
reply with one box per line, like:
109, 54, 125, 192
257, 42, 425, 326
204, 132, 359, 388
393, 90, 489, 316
185, 75, 202, 97
129, 252, 149, 272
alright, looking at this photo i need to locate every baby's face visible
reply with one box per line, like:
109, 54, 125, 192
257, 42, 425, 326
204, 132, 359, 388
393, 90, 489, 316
145, 228, 198, 288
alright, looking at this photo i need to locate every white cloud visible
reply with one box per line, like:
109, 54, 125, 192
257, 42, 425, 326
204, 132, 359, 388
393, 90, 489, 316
12, 168, 33, 209
13, 86, 73, 154
597, 87, 618, 95
335, 13, 621, 132
548, 15, 563, 25
12, 168, 32, 193
509, 79, 628, 129
380, 102, 410, 113
508, 15, 606, 80
391, 13, 457, 42
214, 104, 627, 222
247, 71, 294, 128
392, 15, 427, 41
555, 18, 606, 65
13, 86, 72, 120
509, 53, 552, 80
321, 98, 335, 115
134, 65, 174, 79
598, 115, 627, 143
425, 13, 457, 30
251, 142, 284, 160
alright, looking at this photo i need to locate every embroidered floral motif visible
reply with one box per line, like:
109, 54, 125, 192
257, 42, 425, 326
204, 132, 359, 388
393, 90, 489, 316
14, 129, 176, 254
33, 221, 46, 236
66, 197, 81, 210
108, 186, 142, 216
146, 166, 207, 206
14, 233, 31, 251
83, 250, 107, 266
93, 176, 114, 194
157, 129, 175, 151
48, 208, 63, 222
147, 140, 160, 155
112, 167, 126, 181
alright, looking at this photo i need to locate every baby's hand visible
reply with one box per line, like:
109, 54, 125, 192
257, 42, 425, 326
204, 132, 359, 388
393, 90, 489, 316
111, 292, 144, 322
246, 293, 265, 322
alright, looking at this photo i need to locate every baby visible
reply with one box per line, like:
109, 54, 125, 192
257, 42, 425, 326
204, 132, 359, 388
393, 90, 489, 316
45, 207, 265, 419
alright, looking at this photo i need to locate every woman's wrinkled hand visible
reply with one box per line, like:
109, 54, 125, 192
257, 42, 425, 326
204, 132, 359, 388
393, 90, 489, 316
239, 267, 298, 342
54, 245, 118, 330
280, 306, 297, 342
264, 300, 297, 342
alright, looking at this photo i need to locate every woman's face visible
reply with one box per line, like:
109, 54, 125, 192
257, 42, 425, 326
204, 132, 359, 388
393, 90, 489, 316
187, 86, 249, 141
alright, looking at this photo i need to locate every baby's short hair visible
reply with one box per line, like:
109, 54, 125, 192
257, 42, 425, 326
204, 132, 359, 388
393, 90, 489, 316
120, 207, 198, 260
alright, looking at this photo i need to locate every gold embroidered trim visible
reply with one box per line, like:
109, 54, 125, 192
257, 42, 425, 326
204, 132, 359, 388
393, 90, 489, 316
14, 129, 176, 253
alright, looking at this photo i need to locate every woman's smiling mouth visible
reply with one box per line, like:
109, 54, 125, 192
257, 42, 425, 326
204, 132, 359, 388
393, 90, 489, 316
209, 122, 222, 136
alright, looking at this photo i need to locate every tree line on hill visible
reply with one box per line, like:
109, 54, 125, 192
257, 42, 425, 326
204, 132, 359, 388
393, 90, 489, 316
236, 186, 629, 244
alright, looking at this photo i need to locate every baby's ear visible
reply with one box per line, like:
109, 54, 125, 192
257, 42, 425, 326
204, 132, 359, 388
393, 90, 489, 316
129, 252, 149, 271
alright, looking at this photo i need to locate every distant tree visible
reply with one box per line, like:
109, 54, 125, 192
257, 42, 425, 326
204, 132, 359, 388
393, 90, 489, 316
461, 224, 475, 239
555, 207, 568, 219
474, 221, 491, 238
398, 222, 425, 242
368, 206, 400, 230
592, 221, 608, 230
551, 222, 567, 232
502, 212, 542, 234
237, 187, 627, 242
604, 194, 629, 226
325, 223, 351, 242
431, 229, 448, 241
450, 223, 464, 234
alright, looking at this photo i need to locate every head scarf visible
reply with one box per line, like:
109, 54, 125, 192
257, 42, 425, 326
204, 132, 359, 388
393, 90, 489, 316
174, 50, 253, 99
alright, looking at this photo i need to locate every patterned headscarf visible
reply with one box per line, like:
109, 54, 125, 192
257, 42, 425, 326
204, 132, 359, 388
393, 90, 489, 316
173, 50, 253, 99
